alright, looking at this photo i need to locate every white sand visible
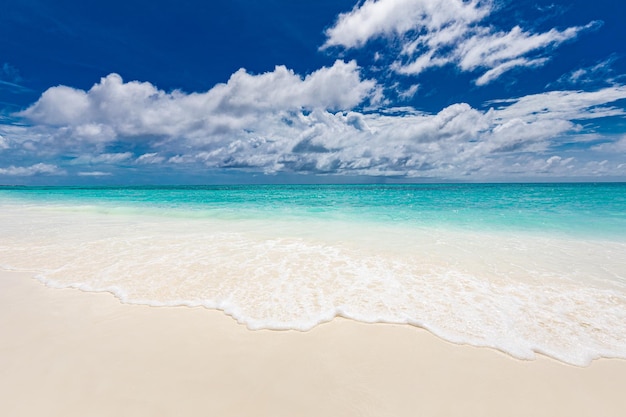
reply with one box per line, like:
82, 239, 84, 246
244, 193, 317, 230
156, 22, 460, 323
2, 269, 626, 417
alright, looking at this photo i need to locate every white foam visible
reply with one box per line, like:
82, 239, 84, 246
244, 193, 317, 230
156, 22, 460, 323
1, 203, 626, 366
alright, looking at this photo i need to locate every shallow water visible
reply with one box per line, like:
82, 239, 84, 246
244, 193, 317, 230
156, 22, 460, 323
1, 183, 625, 365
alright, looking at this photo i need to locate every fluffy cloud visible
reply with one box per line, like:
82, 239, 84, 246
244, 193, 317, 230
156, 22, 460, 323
4, 70, 626, 180
323, 0, 488, 49
323, 0, 599, 85
19, 60, 377, 131
12, 60, 379, 163
2, 2, 623, 183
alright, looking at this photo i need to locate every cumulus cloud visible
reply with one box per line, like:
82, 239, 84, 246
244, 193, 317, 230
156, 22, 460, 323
5, 67, 626, 180
1, 2, 623, 183
323, 0, 599, 84
13, 60, 380, 162
21, 85, 90, 126
19, 60, 377, 129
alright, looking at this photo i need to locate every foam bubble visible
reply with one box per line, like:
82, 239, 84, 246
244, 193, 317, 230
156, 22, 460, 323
1, 203, 626, 366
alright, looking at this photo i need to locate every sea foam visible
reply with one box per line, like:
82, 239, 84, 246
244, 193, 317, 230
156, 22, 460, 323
2, 193, 626, 367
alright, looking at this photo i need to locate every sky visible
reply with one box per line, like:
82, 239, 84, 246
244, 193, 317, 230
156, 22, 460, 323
1, 0, 626, 184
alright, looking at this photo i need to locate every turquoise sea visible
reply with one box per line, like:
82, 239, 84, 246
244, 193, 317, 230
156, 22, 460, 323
1, 183, 625, 365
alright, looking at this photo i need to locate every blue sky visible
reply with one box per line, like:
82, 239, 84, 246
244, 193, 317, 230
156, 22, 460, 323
1, 0, 625, 184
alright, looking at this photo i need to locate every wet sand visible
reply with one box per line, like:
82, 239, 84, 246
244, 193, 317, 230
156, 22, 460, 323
2, 269, 626, 417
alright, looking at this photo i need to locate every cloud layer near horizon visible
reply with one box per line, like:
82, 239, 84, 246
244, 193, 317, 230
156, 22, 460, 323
2, 62, 625, 180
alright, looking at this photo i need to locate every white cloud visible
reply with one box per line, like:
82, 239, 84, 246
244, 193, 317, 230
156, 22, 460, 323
488, 86, 626, 123
592, 135, 626, 153
78, 171, 113, 177
323, 0, 489, 50
324, 0, 599, 85
71, 152, 133, 165
6, 68, 626, 180
455, 24, 594, 73
11, 61, 379, 168
218, 60, 380, 112
20, 85, 90, 126
554, 56, 618, 87
0, 163, 63, 176
474, 58, 548, 86
396, 84, 420, 100
136, 153, 166, 164
19, 60, 377, 135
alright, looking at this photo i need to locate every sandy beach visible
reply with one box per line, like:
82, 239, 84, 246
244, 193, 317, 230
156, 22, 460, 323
2, 269, 626, 417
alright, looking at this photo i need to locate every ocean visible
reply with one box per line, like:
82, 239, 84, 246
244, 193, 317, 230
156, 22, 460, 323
1, 183, 625, 366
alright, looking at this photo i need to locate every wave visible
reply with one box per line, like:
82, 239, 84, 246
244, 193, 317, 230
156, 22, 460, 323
2, 203, 626, 366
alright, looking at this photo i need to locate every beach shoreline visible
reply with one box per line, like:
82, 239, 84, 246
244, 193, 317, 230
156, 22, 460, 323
2, 269, 626, 417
